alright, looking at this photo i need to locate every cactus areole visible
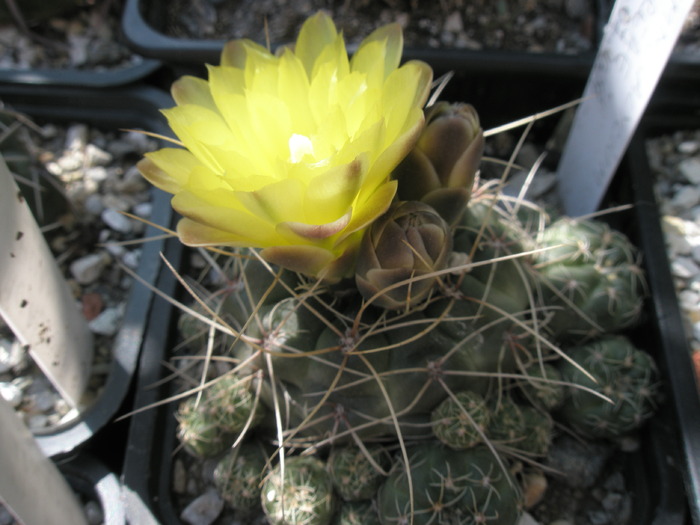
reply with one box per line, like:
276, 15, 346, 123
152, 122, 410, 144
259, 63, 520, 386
140, 11, 657, 525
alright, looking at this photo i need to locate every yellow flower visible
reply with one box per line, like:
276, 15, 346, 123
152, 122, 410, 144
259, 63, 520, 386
138, 12, 433, 280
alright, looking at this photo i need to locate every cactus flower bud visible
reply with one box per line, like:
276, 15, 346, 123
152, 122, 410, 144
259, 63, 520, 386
355, 201, 452, 310
393, 102, 484, 225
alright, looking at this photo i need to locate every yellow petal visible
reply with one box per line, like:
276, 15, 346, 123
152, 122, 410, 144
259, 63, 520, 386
294, 11, 338, 78
162, 104, 235, 173
246, 91, 292, 167
350, 40, 386, 89
382, 60, 433, 140
277, 49, 313, 134
304, 157, 365, 224
206, 64, 245, 101
278, 210, 351, 241
350, 23, 403, 80
221, 38, 274, 69
171, 76, 216, 110
340, 179, 397, 243
261, 245, 336, 277
362, 107, 424, 193
178, 218, 264, 247
138, 148, 199, 193
234, 178, 305, 224
172, 192, 280, 246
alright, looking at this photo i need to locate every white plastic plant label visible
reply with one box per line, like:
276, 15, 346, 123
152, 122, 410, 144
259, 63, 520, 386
0, 397, 88, 525
0, 155, 93, 408
557, 0, 694, 217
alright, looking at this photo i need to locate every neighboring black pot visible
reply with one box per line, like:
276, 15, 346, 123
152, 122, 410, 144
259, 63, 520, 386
58, 453, 127, 525
121, 0, 609, 76
119, 76, 691, 524
623, 108, 700, 525
0, 57, 162, 87
0, 84, 175, 458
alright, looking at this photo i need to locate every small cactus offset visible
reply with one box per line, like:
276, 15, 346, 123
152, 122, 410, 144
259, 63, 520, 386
376, 443, 522, 525
327, 445, 390, 502
431, 390, 490, 450
214, 441, 269, 511
261, 456, 337, 525
557, 335, 659, 439
532, 217, 645, 342
138, 10, 661, 525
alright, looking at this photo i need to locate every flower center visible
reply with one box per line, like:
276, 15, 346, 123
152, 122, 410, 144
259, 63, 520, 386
288, 133, 315, 163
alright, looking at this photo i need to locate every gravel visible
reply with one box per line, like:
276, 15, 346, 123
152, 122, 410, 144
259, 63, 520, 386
0, 116, 158, 434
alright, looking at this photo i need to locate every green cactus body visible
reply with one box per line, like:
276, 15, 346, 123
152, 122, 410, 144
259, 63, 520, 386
333, 500, 381, 525
262, 456, 337, 525
327, 445, 390, 501
175, 374, 264, 458
533, 218, 645, 341
518, 363, 565, 410
487, 397, 553, 457
518, 406, 554, 457
376, 443, 522, 525
557, 335, 658, 439
453, 200, 535, 318
176, 396, 234, 458
431, 390, 490, 449
488, 397, 526, 447
213, 441, 269, 510
162, 112, 658, 524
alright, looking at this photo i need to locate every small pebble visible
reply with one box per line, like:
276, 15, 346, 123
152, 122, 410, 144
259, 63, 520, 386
88, 306, 124, 336
180, 488, 224, 525
101, 208, 132, 234
70, 253, 108, 285
84, 500, 103, 525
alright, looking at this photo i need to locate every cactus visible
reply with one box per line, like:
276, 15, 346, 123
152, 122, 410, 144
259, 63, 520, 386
376, 443, 522, 525
557, 335, 658, 439
261, 456, 337, 525
517, 363, 565, 411
532, 218, 645, 341
175, 373, 265, 458
137, 11, 662, 524
431, 390, 490, 450
333, 500, 381, 525
213, 440, 269, 510
327, 445, 390, 502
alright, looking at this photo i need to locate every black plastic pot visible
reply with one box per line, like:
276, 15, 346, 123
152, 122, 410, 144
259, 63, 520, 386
0, 58, 162, 88
0, 84, 175, 458
119, 70, 693, 523
122, 0, 610, 76
58, 453, 127, 525
624, 109, 700, 525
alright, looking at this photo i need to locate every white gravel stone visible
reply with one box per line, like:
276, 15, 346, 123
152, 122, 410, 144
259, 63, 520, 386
0, 338, 25, 374
671, 256, 700, 279
85, 143, 113, 167
678, 140, 700, 154
122, 249, 141, 270
679, 156, 700, 184
0, 382, 23, 407
180, 488, 224, 525
85, 166, 108, 183
70, 253, 108, 285
84, 193, 105, 215
101, 208, 132, 233
670, 185, 700, 210
679, 289, 700, 310
88, 305, 124, 336
132, 201, 153, 219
